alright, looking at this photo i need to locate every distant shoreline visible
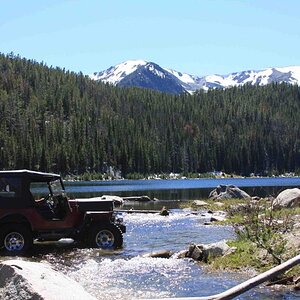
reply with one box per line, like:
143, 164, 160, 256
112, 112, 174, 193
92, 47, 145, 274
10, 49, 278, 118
63, 172, 300, 182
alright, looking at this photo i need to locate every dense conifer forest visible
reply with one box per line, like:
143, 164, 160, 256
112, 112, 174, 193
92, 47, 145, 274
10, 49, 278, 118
0, 53, 300, 177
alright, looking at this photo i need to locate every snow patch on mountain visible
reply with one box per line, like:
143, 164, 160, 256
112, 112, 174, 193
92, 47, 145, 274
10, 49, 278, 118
197, 66, 300, 91
147, 64, 166, 78
91, 60, 147, 84
163, 68, 197, 84
91, 61, 300, 94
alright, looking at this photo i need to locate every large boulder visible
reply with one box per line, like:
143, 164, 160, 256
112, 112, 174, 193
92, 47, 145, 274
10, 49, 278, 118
0, 260, 96, 300
273, 188, 300, 208
209, 185, 251, 200
186, 240, 236, 262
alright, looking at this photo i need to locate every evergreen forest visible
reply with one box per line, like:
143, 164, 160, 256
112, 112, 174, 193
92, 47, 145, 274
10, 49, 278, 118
0, 53, 300, 177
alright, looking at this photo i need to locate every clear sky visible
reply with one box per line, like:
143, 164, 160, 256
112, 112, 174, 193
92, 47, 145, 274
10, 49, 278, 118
0, 0, 299, 76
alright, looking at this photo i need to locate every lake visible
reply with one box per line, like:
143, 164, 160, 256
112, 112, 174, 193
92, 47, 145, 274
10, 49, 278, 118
31, 177, 300, 299
65, 176, 300, 200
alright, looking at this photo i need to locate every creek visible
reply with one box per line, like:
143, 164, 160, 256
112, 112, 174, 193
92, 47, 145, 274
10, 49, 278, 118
28, 178, 300, 299
30, 207, 288, 300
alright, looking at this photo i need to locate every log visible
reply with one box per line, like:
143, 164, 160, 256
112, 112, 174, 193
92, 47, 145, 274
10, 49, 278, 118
142, 250, 175, 258
123, 196, 153, 202
145, 254, 300, 300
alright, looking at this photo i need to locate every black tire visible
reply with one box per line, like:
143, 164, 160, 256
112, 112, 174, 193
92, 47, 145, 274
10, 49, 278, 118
0, 224, 33, 255
88, 224, 123, 249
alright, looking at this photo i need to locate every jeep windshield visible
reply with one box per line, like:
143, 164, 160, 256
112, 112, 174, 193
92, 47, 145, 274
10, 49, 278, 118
49, 179, 65, 196
30, 179, 65, 200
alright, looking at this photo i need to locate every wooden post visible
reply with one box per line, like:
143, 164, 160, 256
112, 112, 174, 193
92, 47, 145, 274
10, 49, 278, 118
145, 254, 300, 300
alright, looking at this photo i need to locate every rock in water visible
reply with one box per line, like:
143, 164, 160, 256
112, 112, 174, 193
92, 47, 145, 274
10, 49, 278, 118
160, 206, 169, 216
187, 241, 236, 262
209, 185, 251, 200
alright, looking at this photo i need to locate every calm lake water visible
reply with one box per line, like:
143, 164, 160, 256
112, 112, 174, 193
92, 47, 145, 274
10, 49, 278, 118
30, 177, 300, 299
65, 176, 300, 200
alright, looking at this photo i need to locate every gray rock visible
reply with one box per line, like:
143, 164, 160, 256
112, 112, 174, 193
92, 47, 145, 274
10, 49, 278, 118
159, 206, 169, 216
187, 240, 236, 262
187, 244, 203, 261
192, 200, 209, 207
273, 188, 300, 208
284, 231, 300, 254
0, 260, 96, 300
209, 185, 251, 200
210, 210, 227, 222
210, 215, 227, 222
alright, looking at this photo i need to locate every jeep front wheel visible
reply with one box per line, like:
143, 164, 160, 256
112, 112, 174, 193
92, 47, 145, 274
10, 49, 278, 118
88, 224, 123, 249
0, 224, 33, 254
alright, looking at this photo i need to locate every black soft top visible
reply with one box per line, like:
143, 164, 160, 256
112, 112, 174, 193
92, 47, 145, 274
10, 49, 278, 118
0, 169, 61, 182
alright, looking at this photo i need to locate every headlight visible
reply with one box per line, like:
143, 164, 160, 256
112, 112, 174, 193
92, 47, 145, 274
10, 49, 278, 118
113, 212, 124, 224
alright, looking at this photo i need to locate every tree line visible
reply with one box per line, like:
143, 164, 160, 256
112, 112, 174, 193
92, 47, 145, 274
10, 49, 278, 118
0, 53, 300, 177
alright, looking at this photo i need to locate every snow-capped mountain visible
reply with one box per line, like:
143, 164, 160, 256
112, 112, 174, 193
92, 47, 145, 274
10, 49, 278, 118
91, 60, 300, 94
91, 60, 147, 85
199, 66, 300, 91
91, 60, 187, 94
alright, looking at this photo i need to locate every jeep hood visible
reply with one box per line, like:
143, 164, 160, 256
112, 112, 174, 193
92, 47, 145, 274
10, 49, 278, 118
69, 197, 114, 212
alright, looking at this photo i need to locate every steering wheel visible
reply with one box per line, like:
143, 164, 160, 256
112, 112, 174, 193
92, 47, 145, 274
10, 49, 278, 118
45, 194, 55, 213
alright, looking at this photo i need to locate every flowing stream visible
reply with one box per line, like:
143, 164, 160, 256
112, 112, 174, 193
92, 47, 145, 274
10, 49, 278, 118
27, 178, 300, 299
28, 207, 298, 299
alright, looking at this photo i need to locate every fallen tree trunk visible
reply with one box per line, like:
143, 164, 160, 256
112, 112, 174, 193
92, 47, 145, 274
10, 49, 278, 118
145, 254, 300, 300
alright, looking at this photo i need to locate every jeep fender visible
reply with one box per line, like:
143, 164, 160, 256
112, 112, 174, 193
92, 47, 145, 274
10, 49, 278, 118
0, 214, 32, 230
73, 212, 113, 242
83, 212, 126, 234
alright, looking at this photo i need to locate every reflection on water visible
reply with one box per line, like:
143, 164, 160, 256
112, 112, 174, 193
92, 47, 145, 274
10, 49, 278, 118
63, 177, 300, 201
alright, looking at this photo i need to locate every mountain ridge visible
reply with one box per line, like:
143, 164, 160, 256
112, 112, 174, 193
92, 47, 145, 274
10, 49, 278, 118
91, 60, 300, 94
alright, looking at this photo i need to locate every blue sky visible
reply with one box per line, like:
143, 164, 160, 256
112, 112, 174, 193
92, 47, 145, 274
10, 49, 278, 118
0, 0, 299, 76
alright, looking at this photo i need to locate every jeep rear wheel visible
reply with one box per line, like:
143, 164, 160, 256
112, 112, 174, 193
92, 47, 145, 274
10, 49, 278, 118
88, 224, 123, 249
0, 224, 33, 254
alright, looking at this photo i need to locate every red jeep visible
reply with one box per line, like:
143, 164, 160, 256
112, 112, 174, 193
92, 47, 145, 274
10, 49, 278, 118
0, 170, 126, 254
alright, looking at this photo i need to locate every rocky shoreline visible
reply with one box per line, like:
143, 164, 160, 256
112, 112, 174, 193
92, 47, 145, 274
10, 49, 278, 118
147, 185, 300, 292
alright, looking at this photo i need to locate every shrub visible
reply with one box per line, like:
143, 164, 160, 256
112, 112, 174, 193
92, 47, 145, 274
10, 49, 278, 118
234, 199, 294, 265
